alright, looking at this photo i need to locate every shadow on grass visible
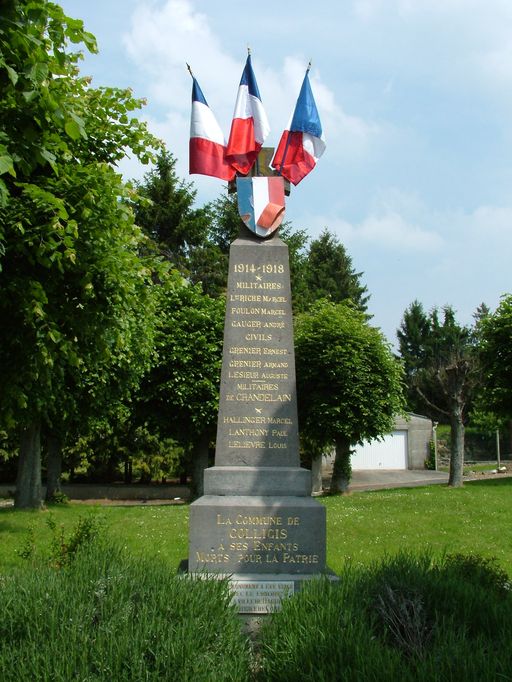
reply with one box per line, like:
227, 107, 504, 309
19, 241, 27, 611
465, 477, 512, 488
0, 518, 27, 535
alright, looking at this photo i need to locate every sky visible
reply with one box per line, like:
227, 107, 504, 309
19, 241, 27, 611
61, 0, 512, 345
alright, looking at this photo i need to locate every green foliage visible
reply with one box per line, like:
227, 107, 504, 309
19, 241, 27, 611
18, 522, 36, 561
478, 294, 512, 420
258, 552, 512, 681
425, 440, 436, 470
47, 490, 69, 505
128, 426, 183, 483
0, 161, 160, 432
133, 150, 210, 268
1, 541, 250, 681
295, 300, 405, 449
2, 478, 512, 574
397, 301, 479, 421
20, 512, 104, 568
0, 1, 163, 505
296, 229, 370, 313
398, 302, 482, 486
135, 269, 225, 445
46, 512, 103, 568
443, 553, 511, 595
6, 524, 512, 680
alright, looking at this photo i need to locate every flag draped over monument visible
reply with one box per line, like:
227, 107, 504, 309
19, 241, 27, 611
272, 67, 326, 186
189, 76, 236, 181
225, 54, 270, 175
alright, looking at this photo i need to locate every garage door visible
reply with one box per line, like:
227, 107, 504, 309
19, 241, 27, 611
351, 430, 408, 470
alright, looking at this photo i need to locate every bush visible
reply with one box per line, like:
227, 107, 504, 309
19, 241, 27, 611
0, 540, 250, 681
425, 440, 436, 470
3, 541, 512, 681
257, 552, 512, 681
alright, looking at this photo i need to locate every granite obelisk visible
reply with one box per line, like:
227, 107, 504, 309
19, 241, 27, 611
188, 215, 327, 613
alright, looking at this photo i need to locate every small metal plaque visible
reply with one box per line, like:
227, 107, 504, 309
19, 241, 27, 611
231, 580, 294, 614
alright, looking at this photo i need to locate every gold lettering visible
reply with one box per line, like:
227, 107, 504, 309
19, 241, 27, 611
244, 333, 272, 341
216, 514, 232, 525
231, 320, 262, 328
228, 371, 259, 379
228, 360, 262, 368
228, 428, 269, 437
229, 347, 262, 355
195, 551, 230, 564
235, 393, 292, 402
223, 416, 292, 425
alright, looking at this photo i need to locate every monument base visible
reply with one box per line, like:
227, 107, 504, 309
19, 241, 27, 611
188, 494, 326, 576
204, 466, 312, 496
178, 569, 337, 614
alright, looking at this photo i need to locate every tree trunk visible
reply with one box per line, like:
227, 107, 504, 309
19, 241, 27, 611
15, 420, 43, 509
508, 419, 512, 455
190, 431, 210, 500
448, 410, 465, 487
311, 453, 323, 495
45, 433, 63, 501
330, 436, 352, 494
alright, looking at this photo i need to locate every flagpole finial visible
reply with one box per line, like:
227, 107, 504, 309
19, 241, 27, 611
247, 46, 251, 56
307, 60, 312, 72
186, 62, 194, 79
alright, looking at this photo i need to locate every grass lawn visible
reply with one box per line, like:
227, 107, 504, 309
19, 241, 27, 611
1, 477, 511, 575
439, 463, 502, 475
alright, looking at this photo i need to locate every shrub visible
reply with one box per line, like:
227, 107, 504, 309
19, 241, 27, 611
425, 440, 436, 470
47, 490, 69, 505
1, 540, 250, 681
257, 552, 512, 681
19, 512, 104, 568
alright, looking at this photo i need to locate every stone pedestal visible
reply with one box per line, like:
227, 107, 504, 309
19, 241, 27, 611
188, 230, 328, 613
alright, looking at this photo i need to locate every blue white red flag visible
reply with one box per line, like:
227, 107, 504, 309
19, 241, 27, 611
189, 77, 236, 181
226, 54, 270, 175
271, 68, 326, 185
236, 176, 285, 238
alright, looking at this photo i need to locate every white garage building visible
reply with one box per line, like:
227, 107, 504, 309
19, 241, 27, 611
351, 413, 432, 470
322, 413, 432, 474
351, 430, 408, 470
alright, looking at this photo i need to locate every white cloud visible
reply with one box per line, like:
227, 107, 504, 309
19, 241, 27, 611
323, 199, 512, 255
123, 0, 377, 164
304, 187, 443, 252
463, 205, 512, 239
309, 211, 442, 253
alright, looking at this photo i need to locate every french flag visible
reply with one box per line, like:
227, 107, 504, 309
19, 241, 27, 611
226, 54, 270, 175
189, 76, 236, 181
272, 67, 326, 186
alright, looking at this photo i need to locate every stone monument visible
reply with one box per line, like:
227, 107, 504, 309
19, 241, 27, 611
188, 166, 328, 613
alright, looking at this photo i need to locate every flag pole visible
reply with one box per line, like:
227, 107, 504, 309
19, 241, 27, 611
246, 47, 260, 176
276, 60, 312, 176
186, 62, 194, 79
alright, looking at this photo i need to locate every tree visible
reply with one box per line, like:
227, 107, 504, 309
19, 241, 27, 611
478, 295, 512, 452
132, 151, 210, 269
0, 0, 160, 507
295, 300, 405, 493
296, 229, 370, 313
397, 300, 436, 415
397, 303, 481, 487
133, 268, 225, 498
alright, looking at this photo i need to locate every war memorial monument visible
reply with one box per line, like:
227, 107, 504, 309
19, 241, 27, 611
187, 55, 329, 613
